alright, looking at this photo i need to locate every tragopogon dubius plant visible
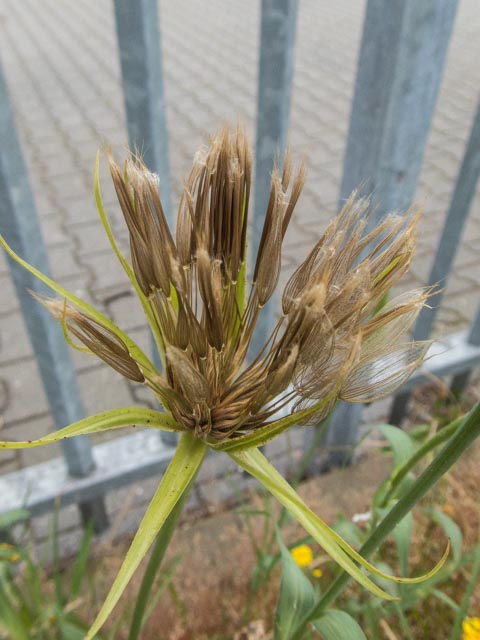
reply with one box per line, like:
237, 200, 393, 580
0, 126, 449, 638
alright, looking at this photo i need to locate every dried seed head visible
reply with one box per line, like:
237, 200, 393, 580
177, 125, 251, 281
68, 127, 430, 441
253, 160, 306, 306
108, 151, 177, 296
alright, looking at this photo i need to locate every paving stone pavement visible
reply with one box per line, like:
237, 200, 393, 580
0, 0, 479, 535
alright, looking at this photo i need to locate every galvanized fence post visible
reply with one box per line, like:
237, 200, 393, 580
314, 0, 458, 466
391, 98, 480, 423
251, 0, 298, 355
113, 0, 177, 445
451, 304, 480, 393
0, 67, 108, 531
113, 0, 171, 221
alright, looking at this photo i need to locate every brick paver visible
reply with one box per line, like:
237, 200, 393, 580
0, 0, 479, 481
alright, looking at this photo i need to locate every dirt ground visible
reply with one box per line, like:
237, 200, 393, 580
91, 407, 480, 640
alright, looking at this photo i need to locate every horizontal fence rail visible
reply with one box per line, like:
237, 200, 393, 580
0, 0, 478, 528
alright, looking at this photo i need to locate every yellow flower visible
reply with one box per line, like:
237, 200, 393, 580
312, 568, 323, 578
291, 544, 314, 568
463, 617, 480, 640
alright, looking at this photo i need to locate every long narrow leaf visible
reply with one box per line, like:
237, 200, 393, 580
70, 521, 95, 599
312, 610, 367, 640
0, 233, 156, 375
84, 432, 207, 640
377, 424, 415, 467
232, 448, 449, 593
0, 583, 29, 640
231, 448, 395, 600
381, 416, 462, 507
127, 481, 192, 640
450, 529, 480, 640
274, 531, 316, 640
0, 407, 183, 449
309, 401, 480, 625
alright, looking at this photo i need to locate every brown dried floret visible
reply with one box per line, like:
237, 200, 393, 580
43, 127, 429, 442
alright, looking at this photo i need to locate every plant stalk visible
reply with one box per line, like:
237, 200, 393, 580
292, 400, 480, 638
127, 477, 195, 640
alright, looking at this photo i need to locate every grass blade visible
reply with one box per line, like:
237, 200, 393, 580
127, 480, 193, 640
70, 520, 94, 599
450, 529, 480, 639
312, 610, 367, 640
0, 407, 184, 449
233, 448, 448, 590
84, 432, 207, 640
231, 448, 397, 600
274, 530, 316, 640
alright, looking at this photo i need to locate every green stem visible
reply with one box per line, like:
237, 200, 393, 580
292, 401, 480, 639
85, 432, 206, 640
127, 478, 195, 640
394, 602, 415, 640
380, 416, 463, 507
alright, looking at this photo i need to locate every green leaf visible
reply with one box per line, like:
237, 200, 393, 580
84, 432, 207, 640
429, 509, 462, 566
429, 588, 459, 611
274, 531, 316, 640
309, 402, 480, 624
127, 486, 191, 640
377, 424, 415, 467
232, 448, 450, 597
451, 534, 480, 639
69, 521, 94, 599
392, 512, 413, 576
0, 507, 30, 529
0, 233, 156, 376
380, 416, 463, 508
312, 609, 367, 639
0, 582, 29, 640
231, 448, 394, 600
0, 407, 183, 449
58, 618, 95, 640
331, 520, 364, 547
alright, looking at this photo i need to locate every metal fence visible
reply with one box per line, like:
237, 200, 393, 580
0, 0, 479, 533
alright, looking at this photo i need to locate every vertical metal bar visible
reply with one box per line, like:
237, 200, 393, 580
391, 98, 480, 423
0, 67, 108, 531
113, 0, 171, 222
450, 303, 480, 394
251, 0, 298, 354
340, 0, 458, 215
415, 100, 480, 340
323, 0, 458, 457
113, 0, 176, 445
